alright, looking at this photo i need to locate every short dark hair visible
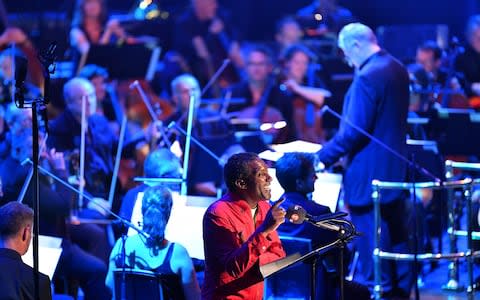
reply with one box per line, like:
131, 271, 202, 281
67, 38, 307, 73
417, 40, 443, 61
243, 43, 274, 64
0, 202, 33, 240
224, 152, 260, 192
275, 152, 316, 192
280, 43, 316, 63
275, 16, 300, 35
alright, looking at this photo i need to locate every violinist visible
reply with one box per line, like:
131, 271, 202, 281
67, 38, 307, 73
70, 0, 131, 70
409, 40, 464, 111
279, 44, 332, 143
47, 77, 118, 209
273, 16, 304, 61
0, 105, 111, 300
165, 74, 233, 196
78, 64, 123, 135
172, 0, 243, 92
225, 44, 295, 143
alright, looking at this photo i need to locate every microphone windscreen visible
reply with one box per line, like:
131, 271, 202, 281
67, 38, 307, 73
286, 204, 307, 224
14, 55, 28, 88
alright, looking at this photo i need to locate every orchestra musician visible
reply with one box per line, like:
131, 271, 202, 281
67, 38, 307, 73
78, 64, 122, 133
69, 0, 131, 70
454, 14, 480, 108
225, 44, 295, 144
273, 16, 304, 61
164, 73, 234, 196
172, 0, 244, 93
279, 43, 332, 143
47, 77, 118, 211
0, 105, 111, 300
409, 40, 465, 111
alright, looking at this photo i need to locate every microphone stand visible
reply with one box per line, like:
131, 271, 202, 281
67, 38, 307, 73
312, 218, 358, 300
410, 153, 420, 300
321, 105, 439, 300
13, 42, 56, 300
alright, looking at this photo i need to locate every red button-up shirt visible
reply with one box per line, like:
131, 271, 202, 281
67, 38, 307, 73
202, 192, 286, 300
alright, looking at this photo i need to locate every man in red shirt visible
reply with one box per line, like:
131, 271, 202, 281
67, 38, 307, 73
202, 152, 286, 299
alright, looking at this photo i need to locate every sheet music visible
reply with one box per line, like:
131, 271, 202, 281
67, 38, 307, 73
129, 191, 215, 260
23, 235, 63, 279
259, 140, 323, 162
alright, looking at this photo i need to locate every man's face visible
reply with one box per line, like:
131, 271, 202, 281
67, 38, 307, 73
67, 82, 97, 119
245, 159, 272, 201
416, 49, 439, 73
90, 75, 107, 102
246, 51, 271, 83
277, 22, 303, 47
173, 79, 200, 111
0, 56, 13, 81
469, 27, 480, 54
193, 0, 217, 20
83, 0, 102, 18
298, 167, 317, 195
338, 33, 358, 68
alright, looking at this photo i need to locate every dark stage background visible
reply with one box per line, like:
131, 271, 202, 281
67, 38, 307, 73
3, 0, 479, 43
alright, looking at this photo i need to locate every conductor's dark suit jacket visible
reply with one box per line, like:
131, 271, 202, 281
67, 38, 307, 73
0, 248, 52, 300
317, 50, 410, 207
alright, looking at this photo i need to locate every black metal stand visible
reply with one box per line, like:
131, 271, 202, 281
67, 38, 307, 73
410, 153, 420, 300
262, 219, 357, 300
32, 102, 40, 300
13, 42, 57, 300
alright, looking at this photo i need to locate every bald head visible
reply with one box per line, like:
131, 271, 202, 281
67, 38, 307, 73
338, 23, 380, 68
171, 74, 201, 111
63, 77, 97, 121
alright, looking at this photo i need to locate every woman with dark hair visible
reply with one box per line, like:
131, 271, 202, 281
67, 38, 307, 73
70, 0, 127, 57
279, 43, 331, 143
106, 185, 200, 300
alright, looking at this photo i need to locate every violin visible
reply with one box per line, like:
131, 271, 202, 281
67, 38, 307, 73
123, 79, 175, 128
115, 79, 175, 190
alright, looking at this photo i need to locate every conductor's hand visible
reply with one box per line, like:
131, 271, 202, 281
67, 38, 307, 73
259, 198, 286, 236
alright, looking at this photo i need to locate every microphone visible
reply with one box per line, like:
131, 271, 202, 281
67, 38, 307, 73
286, 204, 358, 235
285, 204, 348, 224
13, 54, 28, 108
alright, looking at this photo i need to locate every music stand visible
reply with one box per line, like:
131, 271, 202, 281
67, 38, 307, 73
77, 44, 161, 80
425, 108, 480, 156
260, 238, 349, 300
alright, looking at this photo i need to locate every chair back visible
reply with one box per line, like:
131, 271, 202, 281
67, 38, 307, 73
113, 269, 164, 300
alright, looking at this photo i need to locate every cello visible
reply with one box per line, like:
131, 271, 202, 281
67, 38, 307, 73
233, 77, 287, 144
